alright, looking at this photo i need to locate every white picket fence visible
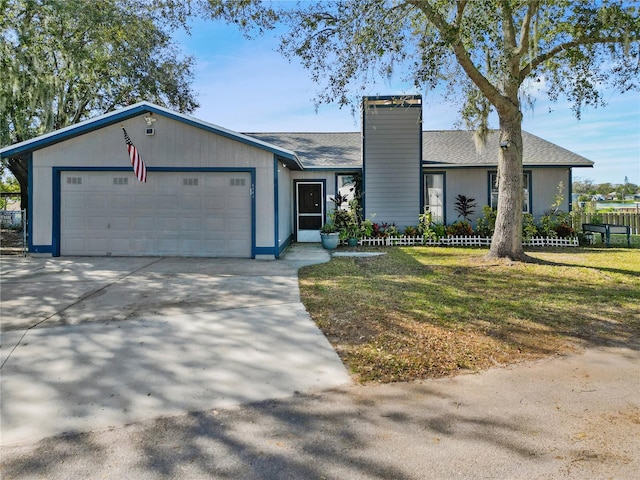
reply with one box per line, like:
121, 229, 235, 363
357, 235, 578, 247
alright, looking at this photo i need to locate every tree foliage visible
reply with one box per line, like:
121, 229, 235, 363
1, 0, 200, 206
206, 0, 639, 260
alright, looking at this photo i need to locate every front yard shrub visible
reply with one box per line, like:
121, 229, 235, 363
522, 213, 538, 240
446, 220, 474, 236
475, 206, 496, 237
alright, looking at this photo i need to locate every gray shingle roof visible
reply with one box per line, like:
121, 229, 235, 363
247, 130, 593, 169
246, 132, 361, 168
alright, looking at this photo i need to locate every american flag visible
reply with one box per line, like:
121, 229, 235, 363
122, 127, 147, 182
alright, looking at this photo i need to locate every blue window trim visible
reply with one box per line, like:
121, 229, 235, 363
423, 171, 447, 224
50, 166, 257, 257
293, 179, 327, 237
334, 172, 359, 206
487, 170, 532, 213
568, 168, 573, 212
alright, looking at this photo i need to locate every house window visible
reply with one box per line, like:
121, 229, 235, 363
489, 172, 530, 213
336, 174, 356, 209
424, 173, 444, 223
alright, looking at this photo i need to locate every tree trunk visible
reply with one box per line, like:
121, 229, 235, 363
487, 110, 528, 261
7, 158, 28, 211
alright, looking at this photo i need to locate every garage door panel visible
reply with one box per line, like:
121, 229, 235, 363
133, 217, 157, 231
180, 196, 201, 209
110, 195, 132, 209
110, 216, 132, 230
61, 171, 252, 257
136, 195, 162, 209
110, 238, 133, 254
83, 237, 109, 255
156, 195, 178, 210
202, 196, 226, 210
63, 215, 85, 230
63, 194, 86, 209
86, 195, 109, 209
180, 217, 203, 231
87, 217, 107, 230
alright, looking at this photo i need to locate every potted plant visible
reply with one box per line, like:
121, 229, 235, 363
341, 222, 361, 246
320, 222, 340, 250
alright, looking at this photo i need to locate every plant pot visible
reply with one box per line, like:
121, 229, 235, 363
347, 237, 358, 247
320, 232, 340, 250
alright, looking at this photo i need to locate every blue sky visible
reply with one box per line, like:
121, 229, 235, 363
174, 18, 640, 186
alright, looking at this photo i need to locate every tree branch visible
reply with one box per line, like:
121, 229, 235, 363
454, 1, 467, 28
500, 0, 517, 51
406, 0, 515, 113
514, 1, 539, 57
521, 35, 640, 79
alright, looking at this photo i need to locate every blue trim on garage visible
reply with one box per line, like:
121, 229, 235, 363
50, 167, 257, 258
1, 103, 302, 170
273, 156, 280, 258
26, 153, 34, 252
254, 246, 277, 256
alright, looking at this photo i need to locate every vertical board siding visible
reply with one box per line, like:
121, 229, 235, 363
364, 107, 421, 228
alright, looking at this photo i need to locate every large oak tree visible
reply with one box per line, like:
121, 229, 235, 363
205, 0, 639, 260
1, 0, 199, 209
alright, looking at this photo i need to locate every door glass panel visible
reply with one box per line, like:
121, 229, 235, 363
298, 184, 322, 214
299, 216, 322, 230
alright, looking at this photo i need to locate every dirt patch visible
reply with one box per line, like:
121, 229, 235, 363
0, 228, 25, 255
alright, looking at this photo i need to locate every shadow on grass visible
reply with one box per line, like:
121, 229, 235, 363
300, 247, 640, 382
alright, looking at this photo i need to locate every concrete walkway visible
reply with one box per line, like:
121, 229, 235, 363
0, 247, 348, 446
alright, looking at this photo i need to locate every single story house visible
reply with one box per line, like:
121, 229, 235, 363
0, 95, 593, 259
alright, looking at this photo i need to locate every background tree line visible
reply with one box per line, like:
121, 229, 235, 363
574, 176, 640, 200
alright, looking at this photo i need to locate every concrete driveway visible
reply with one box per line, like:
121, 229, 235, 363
0, 251, 349, 446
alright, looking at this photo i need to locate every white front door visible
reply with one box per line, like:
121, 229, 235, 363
296, 182, 323, 242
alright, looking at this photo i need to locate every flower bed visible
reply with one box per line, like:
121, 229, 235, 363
356, 235, 578, 247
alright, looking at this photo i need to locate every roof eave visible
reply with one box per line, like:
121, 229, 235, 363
0, 102, 303, 169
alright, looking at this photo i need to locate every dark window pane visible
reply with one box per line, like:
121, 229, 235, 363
298, 184, 322, 213
299, 216, 322, 230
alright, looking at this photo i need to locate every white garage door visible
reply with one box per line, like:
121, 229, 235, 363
60, 171, 252, 257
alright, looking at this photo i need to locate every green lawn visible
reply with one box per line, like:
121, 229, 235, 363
299, 247, 640, 383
